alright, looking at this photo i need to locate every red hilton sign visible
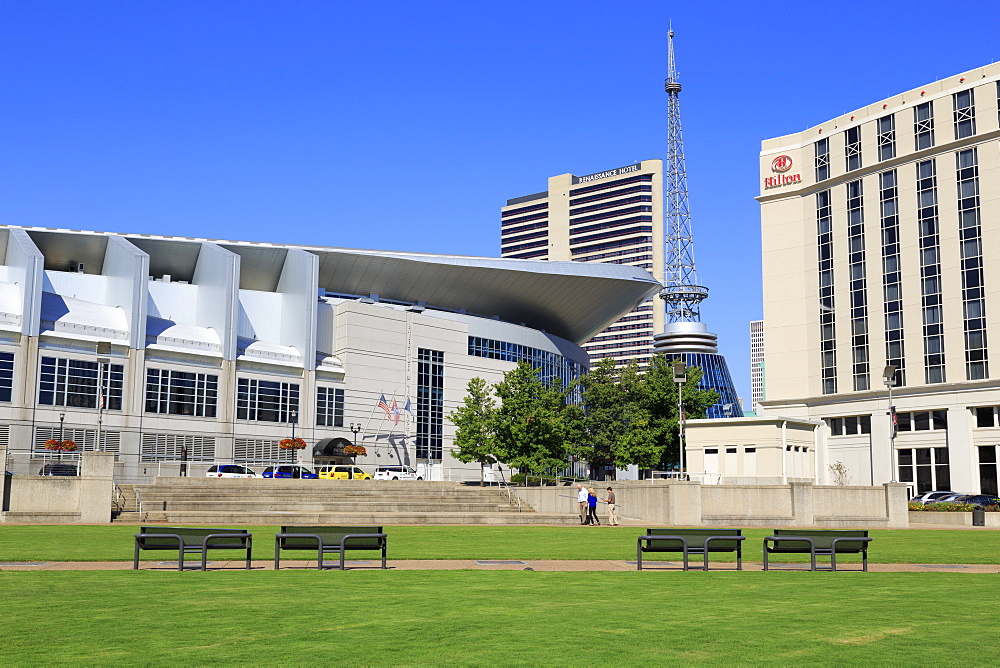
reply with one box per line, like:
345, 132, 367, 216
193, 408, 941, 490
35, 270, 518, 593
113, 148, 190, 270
764, 154, 801, 189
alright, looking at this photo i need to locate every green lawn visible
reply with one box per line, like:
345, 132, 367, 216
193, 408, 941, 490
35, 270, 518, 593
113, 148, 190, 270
0, 525, 998, 563
1, 570, 997, 665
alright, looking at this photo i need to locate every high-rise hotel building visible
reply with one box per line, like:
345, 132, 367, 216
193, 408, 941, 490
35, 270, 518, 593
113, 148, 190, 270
501, 160, 664, 368
757, 64, 1000, 494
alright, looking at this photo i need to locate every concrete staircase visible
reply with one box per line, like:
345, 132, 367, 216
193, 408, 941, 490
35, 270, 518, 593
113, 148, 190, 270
113, 477, 579, 525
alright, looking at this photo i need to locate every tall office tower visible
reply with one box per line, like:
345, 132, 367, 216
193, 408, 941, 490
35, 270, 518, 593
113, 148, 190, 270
651, 29, 741, 418
501, 160, 665, 370
758, 63, 1000, 493
750, 320, 764, 414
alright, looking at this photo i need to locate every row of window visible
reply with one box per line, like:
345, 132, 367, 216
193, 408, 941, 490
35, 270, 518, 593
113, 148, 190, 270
569, 196, 652, 217
467, 337, 585, 390
500, 229, 548, 247
569, 184, 652, 206
569, 225, 653, 247
570, 237, 653, 256
570, 211, 653, 233
416, 349, 444, 461
500, 220, 548, 238
503, 249, 548, 260
587, 331, 653, 344
568, 174, 653, 196
816, 86, 991, 180
897, 443, 1000, 496
8, 354, 347, 426
501, 201, 548, 219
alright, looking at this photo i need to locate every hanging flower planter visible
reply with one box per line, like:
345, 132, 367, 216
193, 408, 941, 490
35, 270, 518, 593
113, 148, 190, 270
279, 437, 307, 450
344, 444, 367, 456
43, 439, 78, 452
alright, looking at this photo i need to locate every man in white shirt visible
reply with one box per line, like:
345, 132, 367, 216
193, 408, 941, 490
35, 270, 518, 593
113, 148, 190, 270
577, 483, 588, 525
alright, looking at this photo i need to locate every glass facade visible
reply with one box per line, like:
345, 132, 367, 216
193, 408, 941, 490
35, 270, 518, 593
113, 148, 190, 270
817, 190, 836, 394
846, 179, 869, 391
916, 160, 945, 384
316, 386, 345, 427
416, 349, 444, 460
956, 148, 989, 380
880, 170, 905, 386
670, 352, 742, 419
468, 337, 586, 389
0, 352, 13, 403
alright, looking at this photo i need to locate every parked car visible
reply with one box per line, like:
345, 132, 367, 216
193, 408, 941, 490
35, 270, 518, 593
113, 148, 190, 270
38, 463, 79, 476
924, 493, 970, 505
261, 465, 318, 479
373, 465, 422, 481
952, 494, 1000, 509
206, 464, 257, 478
910, 491, 957, 504
317, 465, 371, 480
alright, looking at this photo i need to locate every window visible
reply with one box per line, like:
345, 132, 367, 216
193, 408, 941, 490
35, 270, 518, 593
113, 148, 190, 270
916, 160, 945, 384
895, 410, 947, 432
846, 180, 869, 391
975, 406, 1000, 428
236, 378, 300, 423
826, 415, 872, 436
145, 368, 218, 417
979, 446, 998, 496
0, 352, 13, 403
877, 115, 896, 161
234, 438, 281, 463
34, 426, 120, 453
39, 357, 123, 410
914, 102, 935, 150
880, 170, 905, 387
817, 190, 836, 394
316, 387, 345, 427
416, 349, 444, 460
845, 126, 861, 172
956, 148, 988, 380
952, 88, 976, 139
814, 138, 830, 182
897, 447, 950, 494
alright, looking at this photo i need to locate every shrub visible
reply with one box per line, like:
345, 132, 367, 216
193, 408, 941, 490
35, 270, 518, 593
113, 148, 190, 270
911, 501, 976, 512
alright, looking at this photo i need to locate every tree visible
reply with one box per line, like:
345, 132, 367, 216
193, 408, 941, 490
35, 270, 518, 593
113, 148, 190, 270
578, 358, 657, 477
642, 355, 720, 471
448, 377, 498, 483
491, 361, 585, 475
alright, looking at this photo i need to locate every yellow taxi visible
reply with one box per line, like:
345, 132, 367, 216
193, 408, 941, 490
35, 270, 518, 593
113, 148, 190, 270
317, 465, 372, 480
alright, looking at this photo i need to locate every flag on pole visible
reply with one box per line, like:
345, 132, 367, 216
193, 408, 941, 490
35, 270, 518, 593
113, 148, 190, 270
377, 394, 392, 419
391, 398, 400, 425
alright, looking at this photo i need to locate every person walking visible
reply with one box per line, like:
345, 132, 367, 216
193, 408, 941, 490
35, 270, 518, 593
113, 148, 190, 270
603, 487, 620, 526
577, 483, 588, 524
586, 487, 600, 525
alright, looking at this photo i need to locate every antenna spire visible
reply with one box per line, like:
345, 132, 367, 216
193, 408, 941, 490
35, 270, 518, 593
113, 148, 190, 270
661, 27, 708, 323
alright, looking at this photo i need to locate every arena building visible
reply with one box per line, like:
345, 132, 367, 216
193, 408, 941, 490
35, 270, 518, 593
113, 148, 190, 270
687, 64, 1000, 495
0, 225, 660, 482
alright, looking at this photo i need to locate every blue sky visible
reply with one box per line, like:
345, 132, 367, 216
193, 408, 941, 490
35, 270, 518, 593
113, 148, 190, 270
2, 1, 999, 403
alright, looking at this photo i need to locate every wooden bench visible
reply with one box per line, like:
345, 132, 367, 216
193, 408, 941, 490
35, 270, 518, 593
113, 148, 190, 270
274, 525, 388, 570
133, 527, 253, 571
637, 528, 746, 571
763, 529, 872, 572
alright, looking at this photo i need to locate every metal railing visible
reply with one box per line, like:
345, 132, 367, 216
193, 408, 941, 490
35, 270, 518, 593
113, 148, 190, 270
483, 468, 520, 511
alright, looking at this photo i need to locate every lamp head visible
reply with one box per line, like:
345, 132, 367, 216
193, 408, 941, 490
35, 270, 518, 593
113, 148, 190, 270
672, 360, 686, 383
882, 365, 898, 386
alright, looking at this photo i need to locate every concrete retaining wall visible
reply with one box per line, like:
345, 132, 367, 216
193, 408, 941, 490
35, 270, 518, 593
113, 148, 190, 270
514, 481, 910, 528
908, 511, 1000, 527
0, 448, 114, 523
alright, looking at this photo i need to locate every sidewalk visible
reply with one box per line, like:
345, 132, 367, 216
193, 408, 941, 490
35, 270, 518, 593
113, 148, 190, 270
1, 559, 997, 572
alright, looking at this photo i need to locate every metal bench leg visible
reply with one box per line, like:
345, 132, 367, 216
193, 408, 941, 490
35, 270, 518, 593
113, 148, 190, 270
809, 549, 817, 571
382, 544, 387, 570
737, 545, 742, 571
340, 549, 346, 571
133, 541, 140, 570
703, 550, 710, 572
763, 540, 769, 571
682, 549, 689, 571
178, 546, 185, 572
274, 542, 281, 571
317, 545, 324, 570
637, 543, 642, 571
863, 548, 868, 572
201, 548, 209, 571
830, 550, 837, 572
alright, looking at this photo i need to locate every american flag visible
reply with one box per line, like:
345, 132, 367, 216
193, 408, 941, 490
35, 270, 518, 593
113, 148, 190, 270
377, 394, 392, 419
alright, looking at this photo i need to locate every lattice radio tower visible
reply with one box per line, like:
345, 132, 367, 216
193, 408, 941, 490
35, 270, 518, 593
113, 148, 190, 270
660, 27, 709, 323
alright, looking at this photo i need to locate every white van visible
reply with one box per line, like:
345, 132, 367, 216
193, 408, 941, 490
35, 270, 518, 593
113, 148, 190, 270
373, 465, 422, 481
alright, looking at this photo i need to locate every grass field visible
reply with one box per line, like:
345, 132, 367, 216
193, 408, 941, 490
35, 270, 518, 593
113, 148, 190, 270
0, 525, 998, 563
2, 570, 997, 665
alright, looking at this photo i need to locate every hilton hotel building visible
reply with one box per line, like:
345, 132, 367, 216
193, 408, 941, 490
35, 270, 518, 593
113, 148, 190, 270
753, 64, 1000, 495
501, 160, 665, 369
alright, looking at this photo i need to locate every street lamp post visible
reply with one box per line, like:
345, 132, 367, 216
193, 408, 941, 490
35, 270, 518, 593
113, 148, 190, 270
673, 360, 686, 480
883, 365, 898, 483
350, 422, 361, 449
58, 412, 65, 462
289, 410, 299, 464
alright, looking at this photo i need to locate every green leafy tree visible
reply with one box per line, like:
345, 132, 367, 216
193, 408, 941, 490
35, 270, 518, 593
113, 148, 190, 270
492, 361, 585, 475
448, 377, 498, 483
642, 355, 720, 471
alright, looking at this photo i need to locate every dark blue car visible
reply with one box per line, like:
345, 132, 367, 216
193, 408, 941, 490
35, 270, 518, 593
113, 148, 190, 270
262, 465, 318, 479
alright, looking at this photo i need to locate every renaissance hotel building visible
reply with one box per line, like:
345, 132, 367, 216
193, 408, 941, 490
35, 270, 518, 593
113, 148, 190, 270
0, 226, 659, 481
755, 64, 1000, 495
